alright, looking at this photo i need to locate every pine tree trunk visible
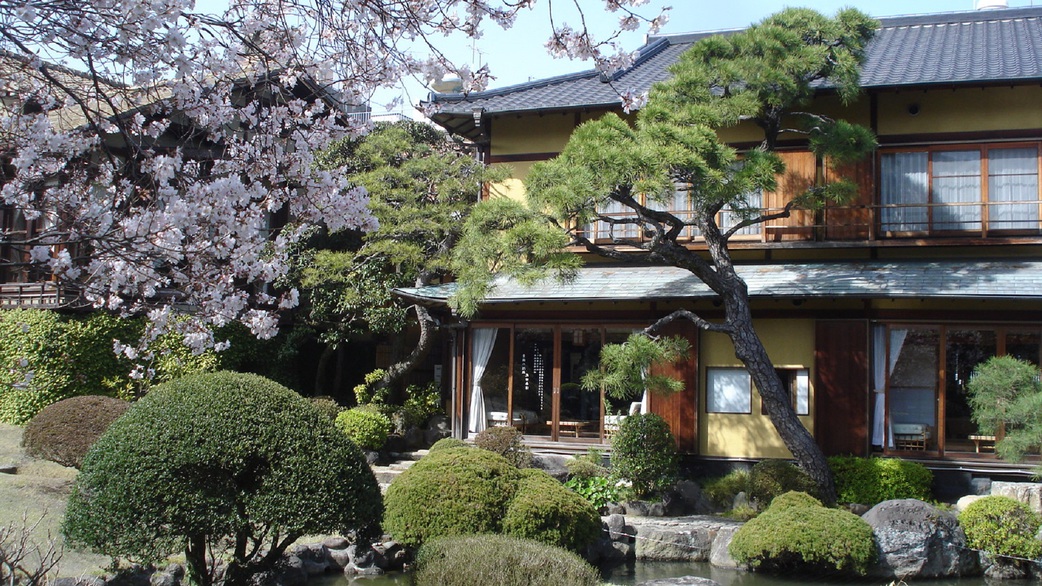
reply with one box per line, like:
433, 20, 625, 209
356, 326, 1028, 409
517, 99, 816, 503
701, 234, 837, 504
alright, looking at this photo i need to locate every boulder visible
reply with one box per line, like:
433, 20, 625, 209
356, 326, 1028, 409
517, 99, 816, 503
955, 494, 985, 512
980, 552, 1033, 580
863, 498, 979, 579
628, 516, 742, 564
606, 514, 628, 541
275, 556, 308, 586
992, 481, 1042, 513
530, 454, 570, 481
708, 524, 741, 570
638, 578, 720, 586
970, 477, 992, 495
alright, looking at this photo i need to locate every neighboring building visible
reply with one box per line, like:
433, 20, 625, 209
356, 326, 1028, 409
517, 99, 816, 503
403, 6, 1042, 480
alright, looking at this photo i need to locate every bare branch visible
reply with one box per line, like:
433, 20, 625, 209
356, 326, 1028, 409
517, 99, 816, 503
644, 309, 734, 335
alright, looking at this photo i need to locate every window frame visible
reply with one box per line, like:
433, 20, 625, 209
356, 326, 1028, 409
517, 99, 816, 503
706, 367, 753, 414
877, 142, 1042, 237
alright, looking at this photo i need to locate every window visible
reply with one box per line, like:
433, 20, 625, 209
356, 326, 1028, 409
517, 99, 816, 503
706, 368, 751, 413
879, 145, 1040, 235
759, 368, 810, 416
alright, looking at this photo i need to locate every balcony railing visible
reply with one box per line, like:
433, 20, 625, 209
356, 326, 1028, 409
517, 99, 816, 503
0, 282, 81, 309
581, 200, 1042, 244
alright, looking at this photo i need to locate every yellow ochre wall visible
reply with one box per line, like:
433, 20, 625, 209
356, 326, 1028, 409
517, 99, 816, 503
876, 85, 1042, 136
699, 319, 816, 459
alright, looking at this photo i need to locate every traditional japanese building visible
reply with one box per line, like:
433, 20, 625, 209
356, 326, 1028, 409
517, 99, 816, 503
403, 6, 1042, 484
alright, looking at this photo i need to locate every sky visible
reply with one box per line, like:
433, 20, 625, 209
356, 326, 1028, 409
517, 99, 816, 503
193, 0, 1039, 116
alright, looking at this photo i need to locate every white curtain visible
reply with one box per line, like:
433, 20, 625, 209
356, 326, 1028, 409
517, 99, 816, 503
872, 327, 907, 448
880, 152, 929, 232
467, 328, 498, 435
989, 147, 1038, 230
932, 150, 981, 231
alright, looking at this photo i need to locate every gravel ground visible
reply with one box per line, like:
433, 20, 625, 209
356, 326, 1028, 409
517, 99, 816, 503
0, 423, 111, 580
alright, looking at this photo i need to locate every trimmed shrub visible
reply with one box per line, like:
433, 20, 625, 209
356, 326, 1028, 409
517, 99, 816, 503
959, 495, 1042, 559
22, 395, 131, 468
767, 490, 823, 511
566, 449, 608, 480
729, 491, 876, 576
828, 456, 933, 505
335, 405, 392, 450
428, 437, 467, 452
474, 425, 531, 468
383, 447, 522, 548
503, 469, 602, 553
610, 413, 678, 497
412, 534, 599, 586
308, 396, 342, 421
62, 372, 382, 586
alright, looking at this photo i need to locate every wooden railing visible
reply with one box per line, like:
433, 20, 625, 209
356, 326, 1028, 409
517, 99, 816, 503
0, 282, 80, 309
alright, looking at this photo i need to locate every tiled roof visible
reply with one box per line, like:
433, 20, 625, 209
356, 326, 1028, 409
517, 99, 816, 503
395, 260, 1042, 305
429, 7, 1042, 139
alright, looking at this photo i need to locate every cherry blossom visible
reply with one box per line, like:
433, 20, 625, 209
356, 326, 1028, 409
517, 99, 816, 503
0, 0, 665, 358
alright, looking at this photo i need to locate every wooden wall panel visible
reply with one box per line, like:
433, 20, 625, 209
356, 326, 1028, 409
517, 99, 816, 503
814, 320, 870, 456
648, 320, 699, 454
825, 156, 874, 240
763, 151, 816, 242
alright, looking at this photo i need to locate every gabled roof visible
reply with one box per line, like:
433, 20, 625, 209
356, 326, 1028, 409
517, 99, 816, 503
428, 6, 1042, 140
396, 260, 1042, 307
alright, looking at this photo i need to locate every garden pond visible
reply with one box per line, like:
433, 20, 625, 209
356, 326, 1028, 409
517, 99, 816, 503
312, 560, 1033, 585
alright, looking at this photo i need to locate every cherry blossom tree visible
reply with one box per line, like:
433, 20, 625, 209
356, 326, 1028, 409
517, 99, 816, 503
0, 0, 667, 362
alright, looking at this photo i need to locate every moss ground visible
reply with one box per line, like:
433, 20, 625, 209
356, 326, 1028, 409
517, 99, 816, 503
0, 423, 111, 579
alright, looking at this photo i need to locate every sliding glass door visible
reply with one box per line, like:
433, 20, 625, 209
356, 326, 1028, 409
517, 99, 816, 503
467, 324, 643, 442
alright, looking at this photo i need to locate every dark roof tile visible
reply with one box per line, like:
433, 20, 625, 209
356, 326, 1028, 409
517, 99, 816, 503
429, 7, 1042, 139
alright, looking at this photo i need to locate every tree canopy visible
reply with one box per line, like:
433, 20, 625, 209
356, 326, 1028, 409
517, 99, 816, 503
0, 0, 666, 358
452, 8, 879, 504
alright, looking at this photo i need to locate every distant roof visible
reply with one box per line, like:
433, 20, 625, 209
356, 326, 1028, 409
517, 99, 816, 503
429, 6, 1042, 140
396, 260, 1042, 306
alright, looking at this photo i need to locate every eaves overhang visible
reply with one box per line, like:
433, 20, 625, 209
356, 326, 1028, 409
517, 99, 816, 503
394, 260, 1042, 308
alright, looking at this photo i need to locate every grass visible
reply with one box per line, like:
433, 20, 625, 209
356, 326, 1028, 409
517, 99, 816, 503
0, 423, 111, 580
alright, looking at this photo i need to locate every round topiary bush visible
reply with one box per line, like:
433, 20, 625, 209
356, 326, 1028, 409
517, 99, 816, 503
729, 490, 876, 576
383, 447, 522, 549
62, 371, 382, 586
474, 425, 531, 468
428, 437, 467, 452
412, 534, 599, 586
335, 405, 392, 450
308, 396, 342, 421
610, 413, 678, 497
502, 468, 602, 553
22, 395, 131, 469
828, 455, 933, 505
959, 495, 1042, 559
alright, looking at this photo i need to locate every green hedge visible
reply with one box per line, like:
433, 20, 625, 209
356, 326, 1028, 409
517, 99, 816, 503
828, 456, 933, 505
412, 534, 599, 586
0, 310, 297, 424
729, 491, 876, 576
959, 496, 1042, 559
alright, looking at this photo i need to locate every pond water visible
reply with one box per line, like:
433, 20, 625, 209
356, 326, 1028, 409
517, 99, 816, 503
310, 560, 1034, 585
